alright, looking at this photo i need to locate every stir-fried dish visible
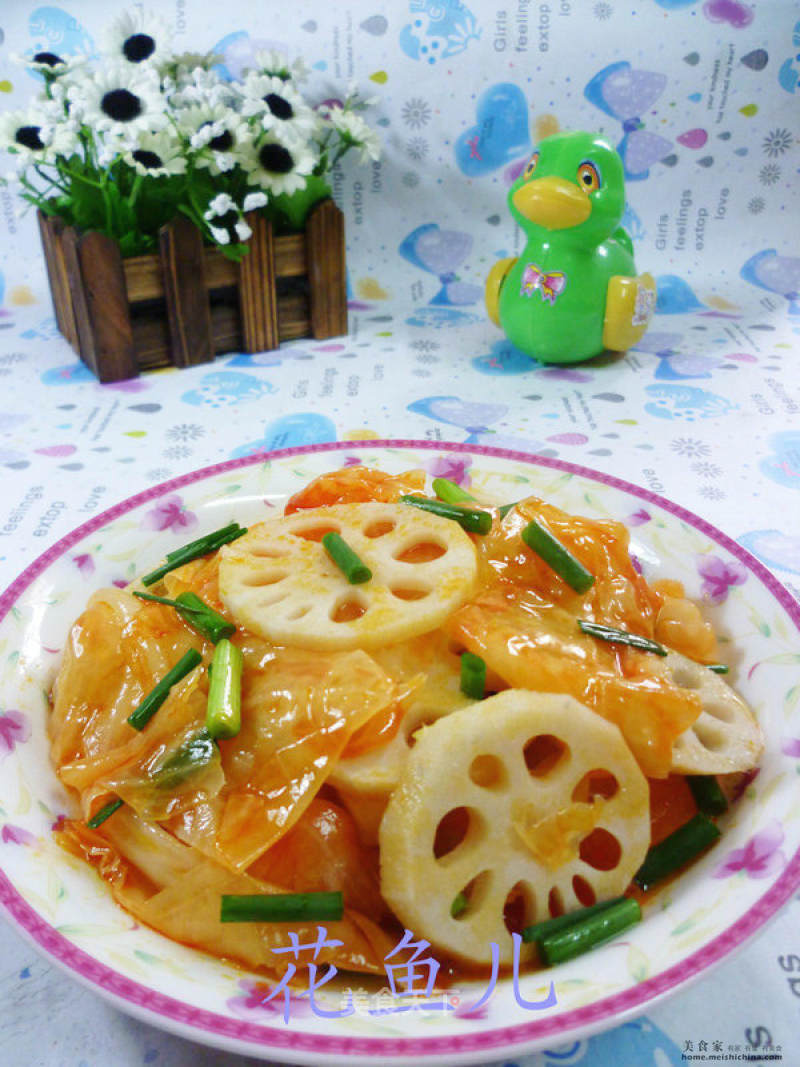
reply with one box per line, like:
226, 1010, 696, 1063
49, 466, 763, 978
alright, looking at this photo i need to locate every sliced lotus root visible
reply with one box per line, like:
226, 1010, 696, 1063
666, 651, 764, 774
331, 636, 474, 837
379, 690, 650, 966
218, 502, 478, 651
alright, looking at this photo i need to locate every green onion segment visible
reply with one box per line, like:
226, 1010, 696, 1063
578, 619, 667, 656
634, 813, 721, 892
450, 892, 468, 918
686, 774, 729, 816
432, 477, 477, 505
220, 891, 344, 923
534, 897, 641, 965
521, 897, 622, 943
154, 729, 218, 790
127, 648, 203, 731
521, 520, 595, 594
400, 495, 492, 535
321, 531, 372, 585
205, 639, 244, 740
460, 651, 487, 700
87, 797, 124, 829
133, 590, 235, 644
142, 523, 247, 587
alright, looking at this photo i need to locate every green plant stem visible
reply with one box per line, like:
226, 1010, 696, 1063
18, 173, 46, 204
33, 163, 68, 194
58, 164, 104, 190
100, 171, 114, 234
128, 172, 144, 210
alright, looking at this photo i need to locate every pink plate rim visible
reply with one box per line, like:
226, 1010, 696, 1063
1, 438, 799, 1058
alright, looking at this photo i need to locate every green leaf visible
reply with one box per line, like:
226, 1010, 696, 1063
627, 943, 650, 982
786, 684, 800, 714
268, 175, 332, 232
748, 606, 771, 638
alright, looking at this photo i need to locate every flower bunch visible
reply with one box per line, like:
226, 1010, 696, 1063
0, 9, 380, 258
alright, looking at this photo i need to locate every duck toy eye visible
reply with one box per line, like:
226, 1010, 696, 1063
577, 160, 601, 192
523, 151, 539, 179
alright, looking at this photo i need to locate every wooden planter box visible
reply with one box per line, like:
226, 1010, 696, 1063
37, 199, 347, 383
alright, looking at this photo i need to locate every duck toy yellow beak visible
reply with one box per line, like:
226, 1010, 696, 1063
512, 175, 591, 231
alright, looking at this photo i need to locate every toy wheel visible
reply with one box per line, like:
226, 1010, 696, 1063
218, 502, 478, 651
667, 652, 763, 774
379, 690, 650, 965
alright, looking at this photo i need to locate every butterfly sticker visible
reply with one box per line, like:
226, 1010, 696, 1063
399, 224, 483, 305
584, 62, 673, 180
520, 263, 567, 305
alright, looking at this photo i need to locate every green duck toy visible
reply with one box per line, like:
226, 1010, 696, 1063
486, 130, 656, 364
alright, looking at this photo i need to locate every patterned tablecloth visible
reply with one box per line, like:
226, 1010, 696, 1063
0, 1, 799, 1064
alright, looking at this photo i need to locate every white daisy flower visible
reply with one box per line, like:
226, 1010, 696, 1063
209, 224, 231, 245
343, 79, 379, 110
203, 194, 251, 247
248, 48, 310, 84
248, 48, 291, 79
161, 51, 222, 80
325, 107, 381, 163
0, 103, 78, 163
238, 129, 316, 196
105, 8, 173, 67
243, 191, 268, 211
204, 193, 236, 219
179, 103, 248, 175
168, 67, 236, 111
241, 73, 317, 144
67, 61, 167, 137
14, 50, 87, 78
122, 129, 186, 177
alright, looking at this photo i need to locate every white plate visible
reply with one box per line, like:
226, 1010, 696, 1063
1, 441, 799, 1066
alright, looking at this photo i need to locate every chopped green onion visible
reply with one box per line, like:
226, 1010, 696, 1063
536, 897, 641, 965
578, 619, 667, 656
142, 523, 247, 587
400, 495, 492, 535
707, 663, 730, 675
450, 892, 468, 918
498, 501, 520, 519
127, 648, 203, 731
432, 477, 477, 505
133, 590, 236, 644
165, 522, 242, 562
205, 639, 243, 740
634, 813, 721, 892
521, 897, 623, 943
460, 651, 487, 700
175, 592, 236, 643
220, 891, 344, 923
322, 531, 372, 585
686, 774, 729, 817
521, 520, 595, 594
87, 797, 124, 829
153, 729, 218, 790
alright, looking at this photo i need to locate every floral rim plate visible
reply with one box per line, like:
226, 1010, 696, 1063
0, 440, 799, 1066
